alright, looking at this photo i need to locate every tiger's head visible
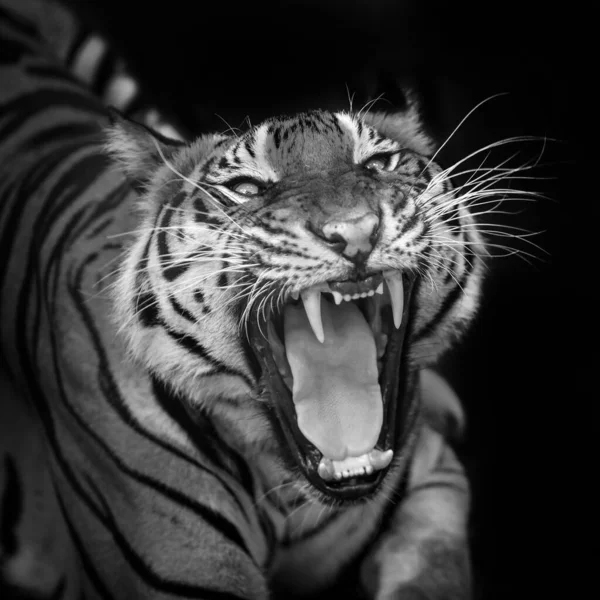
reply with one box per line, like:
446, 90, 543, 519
107, 104, 485, 503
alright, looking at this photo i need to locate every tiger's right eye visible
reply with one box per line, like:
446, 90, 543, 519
363, 155, 389, 171
362, 152, 400, 173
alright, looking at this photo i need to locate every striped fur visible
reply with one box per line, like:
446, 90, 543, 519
61, 19, 185, 141
0, 0, 481, 598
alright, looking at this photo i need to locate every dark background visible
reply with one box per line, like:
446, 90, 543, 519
65, 0, 583, 596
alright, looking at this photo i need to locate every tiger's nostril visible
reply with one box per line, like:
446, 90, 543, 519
322, 231, 346, 253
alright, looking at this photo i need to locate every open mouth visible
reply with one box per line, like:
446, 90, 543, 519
249, 271, 420, 501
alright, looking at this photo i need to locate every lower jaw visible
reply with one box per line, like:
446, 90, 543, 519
250, 305, 422, 503
305, 367, 421, 501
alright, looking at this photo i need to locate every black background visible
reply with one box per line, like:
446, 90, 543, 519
65, 0, 583, 596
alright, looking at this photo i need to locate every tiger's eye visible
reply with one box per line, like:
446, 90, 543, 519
363, 156, 388, 171
232, 181, 261, 196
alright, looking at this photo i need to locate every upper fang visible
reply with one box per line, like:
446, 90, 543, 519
383, 272, 404, 329
301, 289, 325, 343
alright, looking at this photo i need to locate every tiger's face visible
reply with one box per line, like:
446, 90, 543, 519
108, 108, 484, 504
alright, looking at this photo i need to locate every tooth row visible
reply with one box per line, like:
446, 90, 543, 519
317, 449, 394, 482
330, 285, 383, 305
295, 275, 402, 344
333, 465, 374, 480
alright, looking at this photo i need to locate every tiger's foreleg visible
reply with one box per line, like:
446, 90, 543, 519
0, 370, 78, 599
360, 370, 472, 600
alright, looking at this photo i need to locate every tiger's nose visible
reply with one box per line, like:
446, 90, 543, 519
318, 212, 380, 263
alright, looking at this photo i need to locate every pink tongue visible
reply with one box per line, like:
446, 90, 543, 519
283, 297, 382, 461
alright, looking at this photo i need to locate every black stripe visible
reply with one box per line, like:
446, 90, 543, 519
26, 63, 83, 86
135, 286, 160, 327
19, 121, 102, 152
0, 5, 38, 38
0, 35, 32, 64
14, 156, 108, 307
332, 116, 344, 138
151, 378, 256, 499
68, 182, 131, 243
56, 492, 115, 600
258, 508, 278, 570
257, 221, 299, 237
0, 89, 106, 142
272, 127, 281, 149
0, 143, 95, 292
193, 288, 206, 304
157, 193, 191, 281
92, 48, 118, 98
0, 454, 21, 555
170, 296, 197, 322
414, 245, 476, 341
65, 27, 92, 66
163, 327, 254, 389
419, 160, 434, 184
85, 217, 115, 240
135, 213, 156, 272
162, 260, 190, 281
244, 138, 255, 159
44, 155, 110, 237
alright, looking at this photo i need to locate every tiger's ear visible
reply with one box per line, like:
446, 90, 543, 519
105, 107, 186, 185
362, 88, 437, 157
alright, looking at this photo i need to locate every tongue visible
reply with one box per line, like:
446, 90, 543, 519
283, 297, 382, 461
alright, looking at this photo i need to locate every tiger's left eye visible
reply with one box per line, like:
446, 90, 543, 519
233, 181, 260, 196
225, 179, 264, 197
362, 152, 399, 173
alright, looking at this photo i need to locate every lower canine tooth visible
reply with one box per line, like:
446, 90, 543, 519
318, 458, 335, 481
368, 449, 394, 470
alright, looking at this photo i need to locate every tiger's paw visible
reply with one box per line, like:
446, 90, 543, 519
362, 537, 471, 600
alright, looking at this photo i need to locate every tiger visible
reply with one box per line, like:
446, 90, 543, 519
0, 0, 485, 598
